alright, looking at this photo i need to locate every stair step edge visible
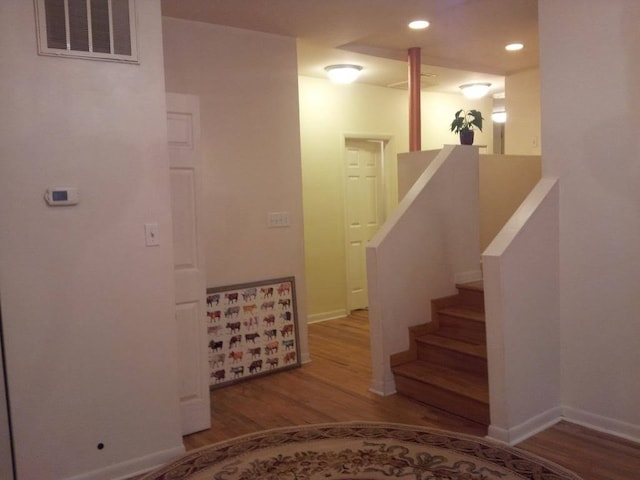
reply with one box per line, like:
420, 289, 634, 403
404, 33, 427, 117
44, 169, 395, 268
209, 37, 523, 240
392, 361, 489, 403
438, 306, 485, 322
415, 334, 487, 358
455, 280, 484, 292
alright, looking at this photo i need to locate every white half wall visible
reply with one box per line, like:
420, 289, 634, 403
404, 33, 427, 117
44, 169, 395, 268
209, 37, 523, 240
0, 1, 183, 479
367, 146, 481, 395
483, 178, 561, 444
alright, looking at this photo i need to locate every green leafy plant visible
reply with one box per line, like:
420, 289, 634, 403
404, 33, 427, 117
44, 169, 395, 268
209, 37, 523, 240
450, 109, 484, 133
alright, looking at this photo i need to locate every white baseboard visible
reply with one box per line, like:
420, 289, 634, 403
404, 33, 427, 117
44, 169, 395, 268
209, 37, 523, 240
488, 405, 640, 446
369, 377, 396, 396
307, 309, 348, 324
562, 406, 640, 444
487, 407, 562, 445
65, 445, 185, 480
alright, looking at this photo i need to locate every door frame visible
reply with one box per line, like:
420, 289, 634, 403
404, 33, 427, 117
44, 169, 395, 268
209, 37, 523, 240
342, 134, 393, 313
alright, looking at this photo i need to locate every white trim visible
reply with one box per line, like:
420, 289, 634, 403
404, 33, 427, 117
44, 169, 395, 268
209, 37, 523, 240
454, 269, 483, 284
369, 377, 396, 396
487, 405, 640, 446
86, 0, 93, 53
65, 445, 184, 480
307, 309, 348, 324
562, 406, 640, 444
487, 407, 562, 445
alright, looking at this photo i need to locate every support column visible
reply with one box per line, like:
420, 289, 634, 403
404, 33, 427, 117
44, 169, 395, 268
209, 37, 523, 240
408, 47, 421, 152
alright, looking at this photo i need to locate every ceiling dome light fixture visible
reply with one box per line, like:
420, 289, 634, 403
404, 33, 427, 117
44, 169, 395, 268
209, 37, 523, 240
492, 111, 507, 123
325, 64, 363, 84
408, 19, 430, 29
505, 43, 524, 51
459, 82, 491, 99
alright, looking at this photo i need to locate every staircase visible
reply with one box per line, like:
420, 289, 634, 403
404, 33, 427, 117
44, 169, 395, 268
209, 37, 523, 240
390, 281, 489, 424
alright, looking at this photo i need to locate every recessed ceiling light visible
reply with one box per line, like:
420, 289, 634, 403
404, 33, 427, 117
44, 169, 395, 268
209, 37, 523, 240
505, 43, 524, 51
408, 20, 430, 29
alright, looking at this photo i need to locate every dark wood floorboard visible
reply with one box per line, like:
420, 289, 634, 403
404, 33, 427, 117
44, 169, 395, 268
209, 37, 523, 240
179, 311, 640, 480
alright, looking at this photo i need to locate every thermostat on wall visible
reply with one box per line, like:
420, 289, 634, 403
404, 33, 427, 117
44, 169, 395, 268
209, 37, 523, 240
44, 187, 79, 206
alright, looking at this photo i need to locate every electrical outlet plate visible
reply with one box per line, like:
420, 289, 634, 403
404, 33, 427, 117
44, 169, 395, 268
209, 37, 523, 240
268, 212, 290, 228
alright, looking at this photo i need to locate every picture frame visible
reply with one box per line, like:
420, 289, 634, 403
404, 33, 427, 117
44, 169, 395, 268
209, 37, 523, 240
205, 276, 301, 389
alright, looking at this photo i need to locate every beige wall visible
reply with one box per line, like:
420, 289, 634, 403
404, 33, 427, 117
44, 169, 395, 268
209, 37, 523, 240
505, 69, 541, 155
540, 0, 640, 439
299, 76, 493, 319
479, 155, 542, 249
0, 2, 183, 478
299, 77, 406, 321
398, 153, 543, 251
162, 19, 309, 360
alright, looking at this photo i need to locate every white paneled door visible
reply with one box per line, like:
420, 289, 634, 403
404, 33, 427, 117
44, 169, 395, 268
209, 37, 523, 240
167, 93, 210, 435
344, 139, 385, 312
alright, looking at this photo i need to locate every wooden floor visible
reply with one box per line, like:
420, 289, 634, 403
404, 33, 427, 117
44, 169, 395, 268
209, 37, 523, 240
184, 312, 640, 480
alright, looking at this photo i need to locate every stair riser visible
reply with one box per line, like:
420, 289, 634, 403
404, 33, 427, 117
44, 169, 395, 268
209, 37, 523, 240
456, 289, 485, 310
394, 375, 490, 425
416, 344, 488, 377
437, 316, 486, 344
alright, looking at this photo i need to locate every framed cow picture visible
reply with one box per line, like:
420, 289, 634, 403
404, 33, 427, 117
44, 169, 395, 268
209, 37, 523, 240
205, 276, 301, 389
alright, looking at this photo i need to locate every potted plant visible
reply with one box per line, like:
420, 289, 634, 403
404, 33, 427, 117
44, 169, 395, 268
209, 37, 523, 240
450, 109, 484, 145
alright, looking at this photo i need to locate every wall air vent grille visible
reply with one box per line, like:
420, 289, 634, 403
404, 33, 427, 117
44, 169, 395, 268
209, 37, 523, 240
35, 0, 138, 63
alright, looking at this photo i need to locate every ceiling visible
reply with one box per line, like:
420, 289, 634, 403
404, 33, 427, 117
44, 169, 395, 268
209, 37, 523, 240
160, 0, 539, 96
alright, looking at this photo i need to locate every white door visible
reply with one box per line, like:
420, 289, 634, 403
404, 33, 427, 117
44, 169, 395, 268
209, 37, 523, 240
167, 93, 210, 435
344, 139, 385, 311
0, 307, 15, 480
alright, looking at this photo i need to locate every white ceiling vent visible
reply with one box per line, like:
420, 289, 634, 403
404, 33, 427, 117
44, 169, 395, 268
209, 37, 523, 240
35, 0, 138, 63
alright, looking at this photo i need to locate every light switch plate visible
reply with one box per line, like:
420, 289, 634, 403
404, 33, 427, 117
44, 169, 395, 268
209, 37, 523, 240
144, 223, 160, 246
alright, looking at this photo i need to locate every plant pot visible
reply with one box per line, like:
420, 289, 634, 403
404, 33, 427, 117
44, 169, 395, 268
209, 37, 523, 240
460, 129, 474, 145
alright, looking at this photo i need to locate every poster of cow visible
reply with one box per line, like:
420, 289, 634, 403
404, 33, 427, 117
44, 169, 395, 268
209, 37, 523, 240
205, 276, 301, 388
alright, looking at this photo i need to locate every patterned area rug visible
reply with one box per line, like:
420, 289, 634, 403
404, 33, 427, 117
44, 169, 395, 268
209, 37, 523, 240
141, 422, 583, 480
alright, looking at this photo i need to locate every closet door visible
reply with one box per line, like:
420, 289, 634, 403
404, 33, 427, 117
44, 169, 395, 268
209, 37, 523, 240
0, 304, 15, 479
167, 93, 211, 435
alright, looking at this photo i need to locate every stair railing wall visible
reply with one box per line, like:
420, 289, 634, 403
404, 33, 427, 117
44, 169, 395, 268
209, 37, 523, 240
366, 145, 482, 395
399, 153, 543, 252
483, 177, 561, 445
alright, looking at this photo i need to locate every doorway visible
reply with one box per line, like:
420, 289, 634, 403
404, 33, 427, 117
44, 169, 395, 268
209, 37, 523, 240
344, 138, 387, 312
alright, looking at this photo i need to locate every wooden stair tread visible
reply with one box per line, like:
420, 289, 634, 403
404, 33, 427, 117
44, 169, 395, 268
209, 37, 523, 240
438, 306, 485, 322
455, 280, 483, 292
416, 334, 487, 358
393, 280, 488, 424
392, 361, 489, 403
